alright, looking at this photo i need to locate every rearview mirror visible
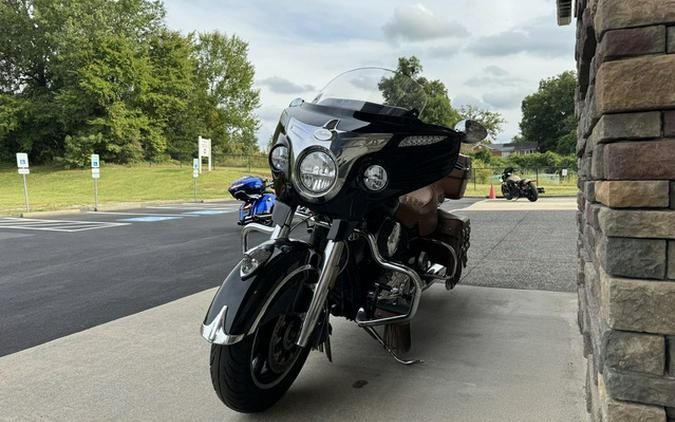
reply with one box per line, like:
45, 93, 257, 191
454, 120, 487, 144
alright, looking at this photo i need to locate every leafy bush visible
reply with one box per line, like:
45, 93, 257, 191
64, 133, 104, 168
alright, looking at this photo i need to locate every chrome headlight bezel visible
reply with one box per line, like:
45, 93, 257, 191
295, 147, 338, 198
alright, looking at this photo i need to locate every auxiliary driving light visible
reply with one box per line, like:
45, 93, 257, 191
363, 164, 388, 191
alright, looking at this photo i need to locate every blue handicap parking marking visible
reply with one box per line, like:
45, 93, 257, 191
184, 210, 227, 215
118, 216, 182, 222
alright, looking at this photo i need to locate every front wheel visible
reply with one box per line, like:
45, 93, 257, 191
527, 183, 539, 202
209, 283, 310, 412
501, 184, 513, 200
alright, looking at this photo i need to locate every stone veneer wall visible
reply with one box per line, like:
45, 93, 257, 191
574, 0, 675, 421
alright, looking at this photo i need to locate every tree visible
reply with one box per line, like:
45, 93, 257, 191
191, 32, 260, 156
379, 56, 462, 127
459, 105, 505, 144
0, 0, 261, 165
519, 71, 577, 154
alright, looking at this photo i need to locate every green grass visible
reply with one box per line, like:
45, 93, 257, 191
0, 164, 578, 215
0, 164, 270, 215
464, 182, 578, 197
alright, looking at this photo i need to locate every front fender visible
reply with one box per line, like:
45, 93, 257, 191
201, 238, 318, 345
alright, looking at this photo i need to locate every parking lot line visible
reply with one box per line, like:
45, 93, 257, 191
146, 206, 238, 212
88, 211, 201, 218
0, 218, 129, 233
184, 210, 229, 215
117, 216, 183, 222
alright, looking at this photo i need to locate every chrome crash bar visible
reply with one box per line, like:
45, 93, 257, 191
353, 229, 424, 327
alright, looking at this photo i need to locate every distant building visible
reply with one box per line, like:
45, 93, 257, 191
472, 143, 538, 158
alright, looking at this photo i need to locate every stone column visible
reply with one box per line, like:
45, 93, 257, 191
574, 0, 675, 421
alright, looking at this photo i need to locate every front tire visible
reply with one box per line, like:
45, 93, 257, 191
209, 281, 311, 412
527, 183, 539, 202
501, 184, 513, 200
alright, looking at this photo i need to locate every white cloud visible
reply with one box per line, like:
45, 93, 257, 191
468, 15, 574, 58
162, 0, 576, 147
464, 66, 523, 87
483, 91, 523, 109
382, 4, 469, 44
257, 77, 314, 94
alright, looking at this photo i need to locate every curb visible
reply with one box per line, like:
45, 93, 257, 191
15, 198, 237, 218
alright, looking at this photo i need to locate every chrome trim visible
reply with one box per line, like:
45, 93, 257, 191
419, 239, 458, 286
240, 208, 295, 253
245, 264, 317, 336
362, 326, 422, 365
200, 265, 318, 346
241, 223, 275, 253
296, 240, 345, 347
294, 147, 339, 199
200, 306, 246, 345
286, 117, 391, 203
354, 230, 424, 327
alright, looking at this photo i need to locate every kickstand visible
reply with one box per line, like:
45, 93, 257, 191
362, 326, 422, 366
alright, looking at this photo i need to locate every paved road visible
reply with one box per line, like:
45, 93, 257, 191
0, 285, 585, 422
0, 198, 585, 421
0, 198, 575, 357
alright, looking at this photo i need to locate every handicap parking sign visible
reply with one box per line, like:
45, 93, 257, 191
91, 154, 100, 168
16, 153, 29, 169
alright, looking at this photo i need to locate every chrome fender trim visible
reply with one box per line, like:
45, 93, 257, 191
201, 264, 317, 346
200, 306, 245, 345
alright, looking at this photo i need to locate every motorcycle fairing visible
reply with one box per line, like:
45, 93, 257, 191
201, 238, 319, 344
271, 101, 462, 221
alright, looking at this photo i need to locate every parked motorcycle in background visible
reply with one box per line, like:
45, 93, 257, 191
500, 167, 543, 202
228, 176, 275, 226
201, 67, 487, 413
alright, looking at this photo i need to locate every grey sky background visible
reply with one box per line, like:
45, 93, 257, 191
163, 0, 575, 147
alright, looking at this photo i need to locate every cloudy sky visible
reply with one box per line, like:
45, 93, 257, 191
163, 0, 575, 147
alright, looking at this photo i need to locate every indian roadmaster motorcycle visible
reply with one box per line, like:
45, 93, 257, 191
500, 167, 543, 202
200, 68, 487, 413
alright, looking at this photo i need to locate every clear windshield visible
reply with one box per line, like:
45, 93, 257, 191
311, 67, 427, 117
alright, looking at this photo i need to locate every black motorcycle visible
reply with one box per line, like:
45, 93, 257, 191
500, 167, 543, 202
200, 68, 486, 412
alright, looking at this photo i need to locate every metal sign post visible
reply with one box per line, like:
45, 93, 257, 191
198, 136, 212, 173
192, 158, 199, 202
91, 154, 100, 210
16, 153, 30, 212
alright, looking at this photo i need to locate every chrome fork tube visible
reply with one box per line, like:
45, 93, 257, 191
296, 240, 344, 347
271, 208, 295, 240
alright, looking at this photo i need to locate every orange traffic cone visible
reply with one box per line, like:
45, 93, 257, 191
488, 184, 497, 200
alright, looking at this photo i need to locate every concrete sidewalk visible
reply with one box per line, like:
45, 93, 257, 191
0, 285, 586, 422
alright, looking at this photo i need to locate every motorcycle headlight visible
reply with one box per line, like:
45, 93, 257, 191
297, 149, 337, 197
269, 145, 289, 172
363, 164, 388, 191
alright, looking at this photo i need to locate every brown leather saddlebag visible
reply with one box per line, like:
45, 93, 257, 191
437, 154, 471, 200
431, 209, 471, 288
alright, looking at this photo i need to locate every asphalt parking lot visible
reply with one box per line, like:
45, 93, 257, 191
0, 198, 584, 421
